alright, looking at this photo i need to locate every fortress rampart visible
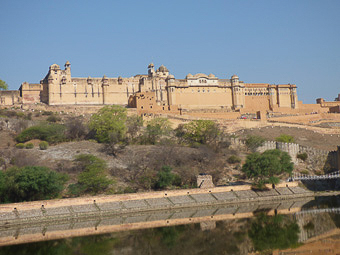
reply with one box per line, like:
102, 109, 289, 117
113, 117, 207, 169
2, 61, 327, 117
231, 138, 340, 170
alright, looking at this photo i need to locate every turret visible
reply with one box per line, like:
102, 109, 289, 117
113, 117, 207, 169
64, 61, 70, 70
156, 65, 169, 78
64, 61, 71, 77
102, 75, 109, 104
148, 63, 155, 77
231, 74, 239, 86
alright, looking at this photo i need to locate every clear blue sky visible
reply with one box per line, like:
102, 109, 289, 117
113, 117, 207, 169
0, 0, 339, 103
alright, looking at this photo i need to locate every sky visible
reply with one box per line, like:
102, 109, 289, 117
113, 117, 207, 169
0, 0, 339, 103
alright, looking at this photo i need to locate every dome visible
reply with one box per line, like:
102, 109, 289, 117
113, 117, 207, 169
157, 65, 169, 73
231, 74, 239, 79
208, 73, 215, 78
50, 64, 60, 70
167, 74, 175, 79
65, 61, 70, 66
148, 63, 154, 68
194, 73, 208, 78
186, 73, 193, 78
102, 75, 108, 79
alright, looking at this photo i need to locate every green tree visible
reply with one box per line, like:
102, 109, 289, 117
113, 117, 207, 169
275, 134, 295, 143
89, 105, 127, 143
0, 79, 8, 90
73, 154, 113, 194
245, 135, 265, 152
154, 165, 181, 190
249, 214, 300, 252
175, 120, 220, 146
242, 149, 293, 188
2, 166, 68, 202
141, 118, 172, 145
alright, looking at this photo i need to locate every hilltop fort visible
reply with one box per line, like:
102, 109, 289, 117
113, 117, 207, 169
0, 61, 338, 116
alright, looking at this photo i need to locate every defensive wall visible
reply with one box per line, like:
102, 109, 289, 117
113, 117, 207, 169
3, 61, 333, 116
231, 138, 340, 170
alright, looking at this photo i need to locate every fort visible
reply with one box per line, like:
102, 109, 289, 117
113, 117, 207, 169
0, 61, 334, 117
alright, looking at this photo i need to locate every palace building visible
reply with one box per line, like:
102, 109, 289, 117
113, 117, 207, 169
0, 61, 326, 115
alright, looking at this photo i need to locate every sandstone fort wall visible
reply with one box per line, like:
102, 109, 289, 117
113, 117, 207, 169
231, 138, 339, 171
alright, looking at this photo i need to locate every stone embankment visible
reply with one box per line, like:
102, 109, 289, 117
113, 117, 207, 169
0, 181, 312, 227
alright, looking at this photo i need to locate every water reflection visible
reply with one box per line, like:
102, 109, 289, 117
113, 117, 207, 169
0, 196, 339, 255
249, 214, 300, 252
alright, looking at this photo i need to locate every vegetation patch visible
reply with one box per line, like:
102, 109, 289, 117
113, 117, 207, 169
275, 134, 295, 143
249, 214, 300, 252
15, 143, 25, 149
69, 154, 114, 195
242, 149, 293, 189
25, 142, 34, 149
245, 135, 265, 152
227, 155, 242, 164
297, 152, 308, 161
0, 166, 68, 203
39, 141, 49, 150
16, 124, 66, 144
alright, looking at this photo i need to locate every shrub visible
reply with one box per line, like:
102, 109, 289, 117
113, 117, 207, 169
65, 117, 88, 140
15, 143, 25, 149
275, 134, 295, 143
242, 149, 293, 186
1, 166, 68, 202
16, 124, 66, 144
46, 114, 61, 123
74, 154, 113, 194
39, 141, 49, 150
25, 143, 34, 149
154, 166, 181, 190
42, 111, 53, 116
297, 152, 308, 161
227, 155, 242, 164
245, 135, 265, 152
300, 170, 309, 175
67, 183, 85, 197
16, 112, 25, 118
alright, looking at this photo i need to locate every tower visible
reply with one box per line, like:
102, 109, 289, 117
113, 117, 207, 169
231, 75, 245, 110
148, 63, 155, 77
102, 75, 109, 104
